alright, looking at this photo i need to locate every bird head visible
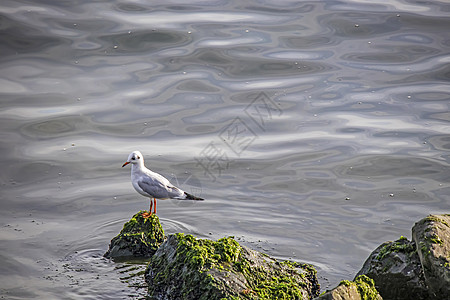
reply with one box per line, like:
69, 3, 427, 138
122, 151, 143, 167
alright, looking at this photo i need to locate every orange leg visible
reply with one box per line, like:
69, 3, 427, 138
142, 198, 155, 218
153, 198, 157, 214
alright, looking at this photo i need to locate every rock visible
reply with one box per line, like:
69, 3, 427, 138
412, 214, 450, 298
145, 233, 320, 300
104, 212, 165, 260
315, 275, 382, 300
355, 236, 428, 299
356, 214, 450, 300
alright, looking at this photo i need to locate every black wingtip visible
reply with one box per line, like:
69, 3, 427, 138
184, 192, 204, 201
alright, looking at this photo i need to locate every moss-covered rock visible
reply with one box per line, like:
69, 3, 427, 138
145, 233, 320, 299
412, 214, 450, 298
104, 212, 165, 260
315, 275, 382, 300
356, 214, 450, 300
356, 237, 428, 299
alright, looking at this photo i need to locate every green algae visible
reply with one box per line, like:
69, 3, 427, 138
417, 216, 446, 259
123, 211, 164, 234
422, 215, 449, 227
339, 279, 352, 287
104, 211, 165, 259
354, 275, 380, 300
244, 261, 318, 299
174, 233, 300, 299
120, 211, 165, 249
375, 237, 416, 261
176, 233, 241, 270
339, 275, 379, 300
147, 233, 319, 300
428, 233, 444, 245
148, 234, 242, 300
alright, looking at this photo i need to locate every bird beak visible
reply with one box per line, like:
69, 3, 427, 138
122, 161, 130, 167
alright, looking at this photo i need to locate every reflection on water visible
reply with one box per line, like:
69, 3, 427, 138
1, 0, 449, 298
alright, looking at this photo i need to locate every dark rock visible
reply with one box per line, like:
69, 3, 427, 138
145, 233, 320, 300
356, 214, 450, 300
315, 275, 382, 300
104, 213, 450, 299
104, 212, 165, 260
355, 236, 428, 299
412, 214, 450, 298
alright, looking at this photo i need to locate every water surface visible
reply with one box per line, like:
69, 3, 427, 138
1, 0, 449, 298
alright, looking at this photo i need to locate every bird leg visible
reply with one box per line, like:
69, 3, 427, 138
141, 198, 154, 218
153, 198, 157, 214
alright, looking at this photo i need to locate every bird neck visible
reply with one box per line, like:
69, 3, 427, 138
131, 161, 146, 172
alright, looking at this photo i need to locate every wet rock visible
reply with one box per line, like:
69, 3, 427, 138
356, 214, 450, 300
104, 212, 165, 260
315, 275, 381, 300
412, 214, 450, 298
355, 237, 428, 299
145, 233, 320, 300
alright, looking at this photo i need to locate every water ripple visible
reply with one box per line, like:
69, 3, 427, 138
1, 0, 449, 298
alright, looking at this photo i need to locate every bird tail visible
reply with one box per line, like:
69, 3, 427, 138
184, 192, 204, 200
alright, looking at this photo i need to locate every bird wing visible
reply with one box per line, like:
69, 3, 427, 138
137, 171, 185, 199
167, 185, 186, 199
137, 177, 170, 199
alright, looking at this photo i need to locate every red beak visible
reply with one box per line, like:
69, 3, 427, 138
122, 161, 130, 167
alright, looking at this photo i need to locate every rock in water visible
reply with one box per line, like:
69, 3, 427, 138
412, 214, 450, 298
145, 233, 320, 300
355, 236, 428, 299
315, 275, 381, 300
104, 212, 165, 260
356, 214, 450, 300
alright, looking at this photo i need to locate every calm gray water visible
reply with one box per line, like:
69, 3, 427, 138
1, 0, 449, 298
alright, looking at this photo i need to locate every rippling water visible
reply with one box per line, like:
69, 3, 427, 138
1, 0, 449, 298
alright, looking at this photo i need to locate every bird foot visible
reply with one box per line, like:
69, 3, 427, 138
141, 211, 153, 218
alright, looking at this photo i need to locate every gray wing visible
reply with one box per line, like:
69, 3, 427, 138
137, 177, 184, 199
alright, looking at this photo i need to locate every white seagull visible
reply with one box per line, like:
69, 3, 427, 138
122, 151, 204, 217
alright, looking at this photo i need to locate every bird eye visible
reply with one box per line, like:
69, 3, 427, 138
137, 156, 140, 159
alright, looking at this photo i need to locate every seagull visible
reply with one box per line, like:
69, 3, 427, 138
122, 151, 204, 217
